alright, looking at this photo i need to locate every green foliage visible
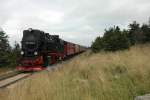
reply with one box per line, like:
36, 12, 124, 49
127, 21, 150, 44
91, 18, 150, 53
102, 26, 130, 51
127, 21, 140, 45
91, 37, 104, 52
141, 24, 150, 42
0, 29, 21, 68
8, 42, 21, 67
0, 30, 11, 67
91, 26, 130, 52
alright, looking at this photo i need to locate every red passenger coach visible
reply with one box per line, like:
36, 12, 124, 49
66, 42, 75, 56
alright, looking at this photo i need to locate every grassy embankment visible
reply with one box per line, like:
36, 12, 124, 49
0, 67, 14, 75
3, 45, 150, 100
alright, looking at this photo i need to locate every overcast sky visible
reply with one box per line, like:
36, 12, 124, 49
0, 0, 150, 46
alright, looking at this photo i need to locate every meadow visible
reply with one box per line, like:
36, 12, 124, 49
2, 45, 150, 100
0, 67, 13, 75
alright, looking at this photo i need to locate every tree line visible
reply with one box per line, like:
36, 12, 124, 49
0, 29, 20, 68
91, 19, 150, 52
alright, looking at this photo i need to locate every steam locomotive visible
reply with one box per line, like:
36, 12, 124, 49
17, 28, 86, 71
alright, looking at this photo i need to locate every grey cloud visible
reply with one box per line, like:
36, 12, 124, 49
0, 0, 150, 46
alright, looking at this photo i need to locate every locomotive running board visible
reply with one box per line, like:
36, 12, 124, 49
16, 66, 46, 71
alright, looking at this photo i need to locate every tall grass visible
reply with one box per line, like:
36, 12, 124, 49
4, 45, 150, 100
0, 67, 13, 75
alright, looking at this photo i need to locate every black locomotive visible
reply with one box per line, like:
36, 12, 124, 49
17, 28, 86, 71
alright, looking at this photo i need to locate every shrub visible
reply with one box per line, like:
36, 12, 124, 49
91, 26, 130, 52
91, 37, 104, 52
103, 26, 130, 51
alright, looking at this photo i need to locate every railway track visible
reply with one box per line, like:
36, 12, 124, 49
0, 53, 81, 89
0, 64, 59, 89
0, 70, 21, 81
0, 71, 31, 88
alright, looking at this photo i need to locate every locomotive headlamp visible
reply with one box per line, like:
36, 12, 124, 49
21, 51, 24, 55
34, 51, 38, 55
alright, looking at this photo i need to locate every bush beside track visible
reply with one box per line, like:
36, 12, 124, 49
91, 20, 150, 52
0, 70, 21, 81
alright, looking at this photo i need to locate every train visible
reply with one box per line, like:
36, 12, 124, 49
17, 28, 87, 71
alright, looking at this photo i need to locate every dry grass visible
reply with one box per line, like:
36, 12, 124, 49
0, 67, 13, 75
2, 44, 150, 100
